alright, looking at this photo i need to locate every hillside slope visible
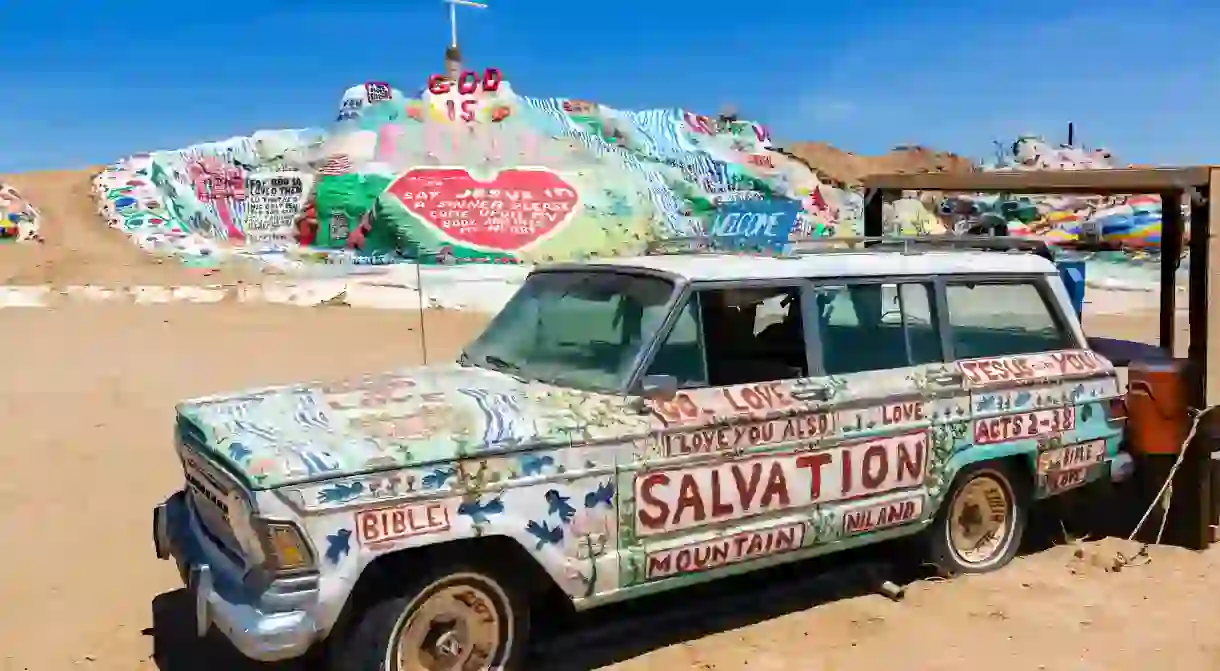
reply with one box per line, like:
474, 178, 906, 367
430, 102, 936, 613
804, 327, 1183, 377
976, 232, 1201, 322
0, 169, 260, 285
783, 143, 975, 186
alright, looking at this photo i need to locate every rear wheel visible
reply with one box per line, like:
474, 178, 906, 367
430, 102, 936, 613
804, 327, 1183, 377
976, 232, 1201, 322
926, 461, 1028, 575
329, 564, 530, 671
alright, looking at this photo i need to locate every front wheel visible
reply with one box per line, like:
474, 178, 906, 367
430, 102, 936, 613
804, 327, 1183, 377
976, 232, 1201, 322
926, 461, 1028, 575
330, 566, 530, 671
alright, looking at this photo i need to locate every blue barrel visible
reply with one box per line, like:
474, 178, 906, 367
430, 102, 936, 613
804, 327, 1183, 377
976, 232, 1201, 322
1056, 259, 1087, 319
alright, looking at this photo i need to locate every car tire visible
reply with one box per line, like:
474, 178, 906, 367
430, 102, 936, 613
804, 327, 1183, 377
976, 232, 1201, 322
926, 460, 1028, 575
329, 563, 530, 671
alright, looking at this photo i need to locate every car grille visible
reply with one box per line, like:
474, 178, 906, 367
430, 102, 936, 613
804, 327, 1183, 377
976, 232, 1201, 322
177, 417, 249, 563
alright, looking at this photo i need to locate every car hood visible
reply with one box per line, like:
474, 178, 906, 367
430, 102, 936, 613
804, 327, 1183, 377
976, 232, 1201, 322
175, 364, 648, 489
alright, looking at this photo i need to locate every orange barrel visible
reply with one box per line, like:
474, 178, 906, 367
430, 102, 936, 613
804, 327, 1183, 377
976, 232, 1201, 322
1126, 359, 1189, 455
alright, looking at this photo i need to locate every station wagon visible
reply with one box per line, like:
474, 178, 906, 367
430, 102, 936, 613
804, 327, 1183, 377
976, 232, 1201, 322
152, 241, 1133, 670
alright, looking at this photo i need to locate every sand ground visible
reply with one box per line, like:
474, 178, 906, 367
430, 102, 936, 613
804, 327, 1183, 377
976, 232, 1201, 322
1, 176, 1217, 671
0, 302, 1216, 671
0, 170, 266, 286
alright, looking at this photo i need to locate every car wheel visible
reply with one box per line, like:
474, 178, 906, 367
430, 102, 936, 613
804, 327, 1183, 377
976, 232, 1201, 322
331, 565, 530, 671
926, 461, 1028, 575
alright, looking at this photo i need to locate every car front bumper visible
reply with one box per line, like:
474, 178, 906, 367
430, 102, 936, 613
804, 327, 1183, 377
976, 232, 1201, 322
152, 491, 322, 663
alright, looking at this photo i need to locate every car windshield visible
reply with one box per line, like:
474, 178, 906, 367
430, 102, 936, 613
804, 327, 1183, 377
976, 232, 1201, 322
459, 271, 678, 392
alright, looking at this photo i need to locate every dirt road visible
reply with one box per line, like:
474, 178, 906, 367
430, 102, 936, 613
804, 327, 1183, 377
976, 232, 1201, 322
0, 302, 1217, 671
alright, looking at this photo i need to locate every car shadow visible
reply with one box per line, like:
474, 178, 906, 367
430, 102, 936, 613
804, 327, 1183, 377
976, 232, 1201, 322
147, 546, 910, 671
147, 589, 297, 671
148, 509, 1109, 671
529, 547, 913, 670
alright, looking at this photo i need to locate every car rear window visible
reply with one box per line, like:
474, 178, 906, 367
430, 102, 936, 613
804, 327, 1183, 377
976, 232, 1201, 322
945, 281, 1076, 359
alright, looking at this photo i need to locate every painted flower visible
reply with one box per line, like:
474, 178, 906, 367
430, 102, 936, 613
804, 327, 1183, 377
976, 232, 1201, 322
566, 510, 613, 560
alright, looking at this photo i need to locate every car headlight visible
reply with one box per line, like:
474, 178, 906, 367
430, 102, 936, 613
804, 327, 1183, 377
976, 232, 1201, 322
256, 520, 316, 574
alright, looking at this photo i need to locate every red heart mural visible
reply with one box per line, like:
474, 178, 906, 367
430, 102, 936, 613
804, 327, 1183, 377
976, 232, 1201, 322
384, 168, 580, 251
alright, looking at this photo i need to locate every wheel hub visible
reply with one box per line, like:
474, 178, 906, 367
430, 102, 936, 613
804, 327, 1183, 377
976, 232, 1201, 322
396, 584, 503, 671
948, 475, 1011, 565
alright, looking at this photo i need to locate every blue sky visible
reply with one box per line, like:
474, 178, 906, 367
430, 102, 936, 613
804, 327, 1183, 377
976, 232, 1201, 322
1, 0, 1216, 173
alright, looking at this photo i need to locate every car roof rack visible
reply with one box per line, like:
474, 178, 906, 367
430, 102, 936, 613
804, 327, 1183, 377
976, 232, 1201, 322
645, 235, 1057, 262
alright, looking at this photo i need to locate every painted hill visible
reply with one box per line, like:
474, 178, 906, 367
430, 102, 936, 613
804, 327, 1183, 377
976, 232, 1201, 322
92, 74, 874, 268
88, 69, 1172, 281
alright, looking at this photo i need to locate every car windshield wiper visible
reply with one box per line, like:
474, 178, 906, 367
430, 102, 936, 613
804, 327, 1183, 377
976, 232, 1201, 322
482, 355, 522, 374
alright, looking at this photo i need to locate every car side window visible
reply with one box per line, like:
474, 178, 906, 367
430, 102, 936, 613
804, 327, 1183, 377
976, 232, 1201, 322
646, 296, 707, 387
944, 281, 1076, 358
815, 282, 943, 375
646, 286, 808, 388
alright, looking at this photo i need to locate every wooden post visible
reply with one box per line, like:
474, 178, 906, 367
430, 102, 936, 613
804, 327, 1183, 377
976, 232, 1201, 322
1159, 191, 1182, 354
1166, 174, 1218, 550
863, 188, 885, 237
1206, 169, 1220, 407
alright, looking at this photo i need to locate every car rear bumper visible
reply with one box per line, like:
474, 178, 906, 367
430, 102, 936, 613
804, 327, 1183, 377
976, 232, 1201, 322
1109, 451, 1135, 483
152, 491, 321, 663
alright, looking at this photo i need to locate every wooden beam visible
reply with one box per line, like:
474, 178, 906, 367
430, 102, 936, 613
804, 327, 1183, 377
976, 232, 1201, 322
861, 167, 1212, 194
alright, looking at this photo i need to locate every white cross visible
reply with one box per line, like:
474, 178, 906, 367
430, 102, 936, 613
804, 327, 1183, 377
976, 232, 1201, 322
443, 0, 488, 48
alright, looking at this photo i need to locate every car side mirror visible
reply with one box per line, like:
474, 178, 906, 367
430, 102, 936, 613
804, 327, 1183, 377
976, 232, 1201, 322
639, 374, 678, 401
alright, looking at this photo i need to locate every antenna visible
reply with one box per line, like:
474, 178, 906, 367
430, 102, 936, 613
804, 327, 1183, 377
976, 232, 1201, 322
415, 259, 429, 365
443, 0, 487, 48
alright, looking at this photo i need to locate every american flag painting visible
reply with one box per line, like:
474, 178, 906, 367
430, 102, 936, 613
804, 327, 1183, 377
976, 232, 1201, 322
320, 154, 354, 176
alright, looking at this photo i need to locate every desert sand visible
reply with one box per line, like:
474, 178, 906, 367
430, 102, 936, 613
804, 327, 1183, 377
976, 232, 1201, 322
1, 175, 1217, 671
0, 170, 266, 286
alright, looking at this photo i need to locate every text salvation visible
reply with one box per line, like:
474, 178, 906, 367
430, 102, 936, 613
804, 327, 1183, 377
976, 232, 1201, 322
646, 523, 805, 579
635, 433, 928, 535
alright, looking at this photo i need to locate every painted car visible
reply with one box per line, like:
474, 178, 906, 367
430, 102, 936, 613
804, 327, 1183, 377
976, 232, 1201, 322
152, 246, 1133, 670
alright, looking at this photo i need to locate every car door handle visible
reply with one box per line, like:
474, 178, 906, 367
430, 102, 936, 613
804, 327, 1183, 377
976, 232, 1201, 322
929, 372, 964, 386
792, 384, 830, 402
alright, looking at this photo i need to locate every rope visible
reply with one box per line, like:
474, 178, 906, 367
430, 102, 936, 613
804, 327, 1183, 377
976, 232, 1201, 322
1115, 404, 1219, 568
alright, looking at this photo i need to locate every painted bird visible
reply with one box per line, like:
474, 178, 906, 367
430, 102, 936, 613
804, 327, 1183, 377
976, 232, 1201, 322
421, 466, 456, 490
227, 441, 252, 463
584, 481, 615, 509
518, 454, 555, 477
317, 481, 364, 505
525, 520, 564, 550
325, 529, 352, 564
544, 490, 576, 524
458, 496, 505, 525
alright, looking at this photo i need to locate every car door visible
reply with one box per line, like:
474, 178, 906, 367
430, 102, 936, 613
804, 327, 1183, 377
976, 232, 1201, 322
942, 276, 1122, 499
798, 278, 969, 540
617, 277, 965, 590
619, 280, 838, 586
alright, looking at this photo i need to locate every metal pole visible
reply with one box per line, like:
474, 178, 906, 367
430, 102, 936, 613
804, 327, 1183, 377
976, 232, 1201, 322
444, 0, 488, 49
